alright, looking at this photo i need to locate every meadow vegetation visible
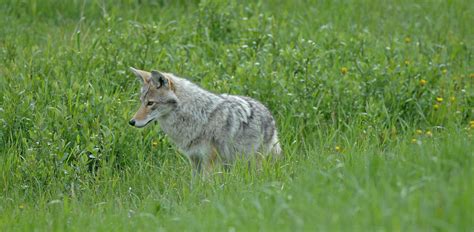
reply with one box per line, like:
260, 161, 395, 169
0, 0, 473, 231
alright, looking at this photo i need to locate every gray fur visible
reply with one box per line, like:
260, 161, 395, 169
129, 68, 282, 173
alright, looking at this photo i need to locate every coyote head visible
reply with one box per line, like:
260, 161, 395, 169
128, 67, 178, 128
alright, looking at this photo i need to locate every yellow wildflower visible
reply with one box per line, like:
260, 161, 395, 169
335, 146, 341, 152
426, 131, 433, 137
411, 138, 418, 144
436, 97, 443, 103
415, 129, 423, 135
433, 104, 439, 110
419, 79, 427, 86
151, 140, 159, 148
405, 37, 411, 43
340, 67, 348, 75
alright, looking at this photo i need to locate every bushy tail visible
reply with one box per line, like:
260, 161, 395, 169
272, 142, 282, 159
269, 131, 282, 160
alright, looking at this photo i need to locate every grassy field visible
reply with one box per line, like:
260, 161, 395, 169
1, 0, 473, 231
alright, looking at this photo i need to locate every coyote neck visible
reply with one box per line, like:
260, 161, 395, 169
157, 75, 221, 150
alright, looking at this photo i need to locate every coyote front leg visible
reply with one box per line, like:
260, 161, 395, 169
188, 145, 219, 177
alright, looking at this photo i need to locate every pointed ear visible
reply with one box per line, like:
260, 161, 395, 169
151, 70, 168, 88
129, 67, 150, 84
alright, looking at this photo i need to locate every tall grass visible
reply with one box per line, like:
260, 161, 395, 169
0, 0, 472, 231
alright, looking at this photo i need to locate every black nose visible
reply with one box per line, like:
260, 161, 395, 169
129, 119, 136, 126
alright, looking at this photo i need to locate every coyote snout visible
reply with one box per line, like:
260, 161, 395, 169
128, 67, 178, 128
128, 67, 282, 175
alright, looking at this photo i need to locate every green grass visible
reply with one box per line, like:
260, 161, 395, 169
0, 0, 473, 231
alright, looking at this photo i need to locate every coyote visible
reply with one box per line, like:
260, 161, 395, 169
128, 67, 281, 174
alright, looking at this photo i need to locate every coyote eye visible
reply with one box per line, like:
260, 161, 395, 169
146, 101, 155, 106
